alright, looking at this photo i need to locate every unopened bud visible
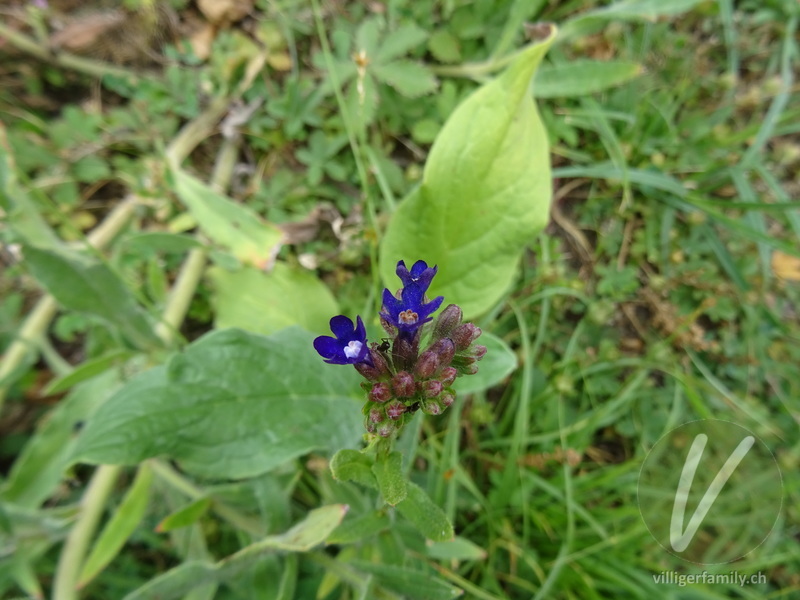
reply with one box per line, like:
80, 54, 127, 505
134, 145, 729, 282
380, 315, 397, 337
428, 337, 455, 366
440, 366, 458, 386
421, 399, 442, 415
470, 345, 487, 360
441, 392, 455, 408
415, 350, 439, 378
458, 363, 479, 376
369, 382, 392, 403
452, 323, 482, 351
392, 371, 415, 398
368, 345, 391, 375
433, 304, 462, 339
419, 379, 443, 398
365, 419, 377, 434
354, 362, 381, 381
369, 407, 384, 423
392, 337, 416, 370
376, 420, 396, 437
386, 400, 406, 420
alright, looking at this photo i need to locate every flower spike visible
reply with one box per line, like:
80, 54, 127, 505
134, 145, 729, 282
381, 283, 443, 341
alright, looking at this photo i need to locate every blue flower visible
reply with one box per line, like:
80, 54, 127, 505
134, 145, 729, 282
314, 315, 369, 365
382, 282, 444, 340
396, 260, 438, 294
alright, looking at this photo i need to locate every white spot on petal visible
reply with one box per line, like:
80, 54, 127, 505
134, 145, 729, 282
344, 340, 363, 359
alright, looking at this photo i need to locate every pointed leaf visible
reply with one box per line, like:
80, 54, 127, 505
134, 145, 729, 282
78, 464, 153, 587
372, 60, 438, 98
380, 27, 557, 318
349, 561, 462, 600
372, 451, 407, 506
327, 509, 390, 544
534, 59, 643, 98
22, 245, 161, 350
155, 497, 212, 533
396, 482, 454, 542
355, 18, 381, 57
170, 168, 282, 269
73, 328, 363, 479
330, 449, 377, 490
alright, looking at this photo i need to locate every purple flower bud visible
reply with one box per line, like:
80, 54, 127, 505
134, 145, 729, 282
415, 350, 439, 379
441, 392, 455, 408
392, 336, 417, 371
422, 399, 442, 416
452, 323, 482, 351
369, 407, 384, 423
471, 344, 487, 360
386, 401, 406, 420
369, 382, 392, 403
433, 304, 462, 339
354, 362, 382, 381
440, 366, 458, 386
365, 419, 377, 434
368, 344, 391, 375
419, 379, 442, 398
428, 338, 455, 367
392, 371, 415, 398
380, 315, 397, 337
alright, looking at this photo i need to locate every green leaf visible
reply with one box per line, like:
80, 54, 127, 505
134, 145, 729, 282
452, 332, 517, 394
123, 505, 348, 600
0, 125, 61, 250
43, 350, 134, 395
330, 449, 377, 490
559, 0, 707, 39
372, 60, 438, 98
22, 245, 161, 350
120, 232, 203, 256
355, 18, 381, 57
426, 536, 487, 561
155, 497, 212, 533
380, 27, 557, 318
73, 328, 363, 479
428, 30, 461, 63
534, 59, 643, 98
376, 24, 429, 63
208, 264, 338, 335
170, 168, 283, 268
349, 561, 463, 600
78, 464, 153, 586
372, 451, 407, 506
396, 482, 454, 542
326, 509, 390, 544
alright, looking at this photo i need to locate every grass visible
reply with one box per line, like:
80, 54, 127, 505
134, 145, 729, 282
0, 0, 799, 598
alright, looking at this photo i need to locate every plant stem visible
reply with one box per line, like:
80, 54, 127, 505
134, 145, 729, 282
52, 464, 121, 600
0, 196, 138, 414
0, 21, 144, 82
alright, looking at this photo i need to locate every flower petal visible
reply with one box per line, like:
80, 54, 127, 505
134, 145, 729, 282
313, 335, 341, 359
354, 315, 366, 341
381, 288, 403, 318
329, 315, 355, 339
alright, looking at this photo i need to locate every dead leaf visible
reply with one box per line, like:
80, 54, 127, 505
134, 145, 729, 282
189, 22, 216, 61
49, 11, 127, 52
772, 250, 800, 281
197, 0, 253, 25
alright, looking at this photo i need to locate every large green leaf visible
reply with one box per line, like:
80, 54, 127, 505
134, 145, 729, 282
73, 328, 364, 479
22, 246, 161, 350
380, 28, 557, 318
208, 264, 338, 335
170, 168, 283, 268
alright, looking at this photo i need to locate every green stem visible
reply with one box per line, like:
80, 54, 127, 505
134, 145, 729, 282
148, 459, 265, 536
428, 50, 522, 80
0, 21, 144, 82
52, 465, 121, 600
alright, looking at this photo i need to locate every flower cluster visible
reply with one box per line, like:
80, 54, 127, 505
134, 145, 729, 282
313, 260, 487, 438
